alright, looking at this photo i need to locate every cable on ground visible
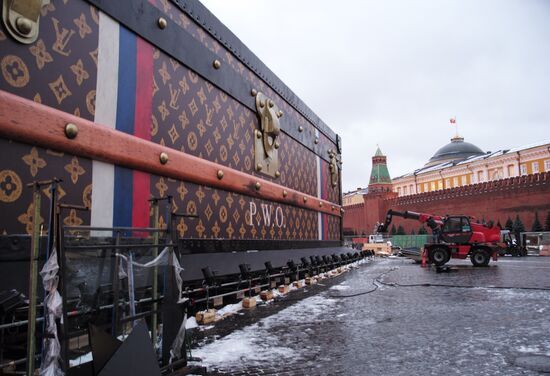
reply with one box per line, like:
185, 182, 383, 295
328, 268, 398, 298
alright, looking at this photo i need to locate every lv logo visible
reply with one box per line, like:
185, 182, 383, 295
52, 18, 75, 56
168, 84, 181, 110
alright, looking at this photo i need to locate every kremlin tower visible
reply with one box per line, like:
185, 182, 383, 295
363, 146, 397, 233
368, 146, 393, 193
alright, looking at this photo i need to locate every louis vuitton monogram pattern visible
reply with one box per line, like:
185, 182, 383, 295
0, 0, 98, 235
150, 0, 340, 205
152, 174, 320, 240
0, 139, 91, 235
327, 214, 341, 241
152, 49, 318, 197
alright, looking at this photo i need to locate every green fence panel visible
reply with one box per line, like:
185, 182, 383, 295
391, 235, 430, 249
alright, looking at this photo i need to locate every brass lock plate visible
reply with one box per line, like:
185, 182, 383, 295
2, 0, 50, 44
254, 92, 281, 178
328, 150, 341, 188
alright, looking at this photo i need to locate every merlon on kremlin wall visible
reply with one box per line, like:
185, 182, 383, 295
343, 138, 550, 236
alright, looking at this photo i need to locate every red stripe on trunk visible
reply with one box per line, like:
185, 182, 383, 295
132, 38, 154, 229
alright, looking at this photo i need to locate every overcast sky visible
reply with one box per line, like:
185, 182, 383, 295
200, 0, 550, 192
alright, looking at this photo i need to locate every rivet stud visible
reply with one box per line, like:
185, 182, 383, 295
64, 123, 78, 139
158, 17, 167, 29
15, 17, 32, 35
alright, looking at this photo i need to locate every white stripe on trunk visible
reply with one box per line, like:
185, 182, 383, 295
91, 12, 119, 227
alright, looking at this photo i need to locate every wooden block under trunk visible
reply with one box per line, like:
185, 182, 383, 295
278, 285, 290, 294
305, 277, 316, 285
242, 297, 257, 308
293, 281, 302, 288
260, 290, 274, 301
195, 309, 216, 325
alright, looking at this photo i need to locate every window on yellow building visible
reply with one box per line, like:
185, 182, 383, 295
453, 177, 458, 186
410, 184, 414, 194
507, 165, 515, 176
461, 176, 467, 185
477, 171, 484, 182
437, 181, 443, 190
430, 182, 436, 191
492, 169, 502, 180
445, 179, 450, 188
532, 162, 539, 173
545, 160, 550, 171
520, 164, 527, 175
424, 183, 428, 192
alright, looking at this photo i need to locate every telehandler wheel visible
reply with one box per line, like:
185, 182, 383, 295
429, 247, 450, 266
471, 249, 490, 267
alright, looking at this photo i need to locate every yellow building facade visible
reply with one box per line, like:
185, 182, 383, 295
393, 138, 550, 197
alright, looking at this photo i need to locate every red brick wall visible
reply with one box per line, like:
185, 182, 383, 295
344, 172, 550, 235
343, 202, 367, 235
343, 190, 397, 235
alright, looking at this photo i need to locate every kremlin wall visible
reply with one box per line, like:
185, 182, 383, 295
343, 138, 550, 236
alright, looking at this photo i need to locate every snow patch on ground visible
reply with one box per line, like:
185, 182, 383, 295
491, 289, 548, 301
191, 295, 337, 369
518, 345, 542, 353
330, 284, 350, 291
216, 301, 243, 317
186, 316, 198, 329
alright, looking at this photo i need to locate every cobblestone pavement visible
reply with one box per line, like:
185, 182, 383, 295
189, 257, 550, 375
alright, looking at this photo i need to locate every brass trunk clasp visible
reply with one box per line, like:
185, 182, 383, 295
254, 92, 281, 178
2, 0, 50, 44
328, 150, 341, 188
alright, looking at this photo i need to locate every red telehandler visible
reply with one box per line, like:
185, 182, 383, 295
377, 210, 503, 267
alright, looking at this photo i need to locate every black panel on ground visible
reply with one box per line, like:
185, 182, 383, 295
88, 324, 122, 375
98, 320, 161, 376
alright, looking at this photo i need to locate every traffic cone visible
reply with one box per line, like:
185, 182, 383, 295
421, 248, 427, 268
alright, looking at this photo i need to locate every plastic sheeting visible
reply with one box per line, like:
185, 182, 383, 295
39, 248, 64, 376
118, 247, 189, 363
169, 312, 187, 364
117, 247, 186, 303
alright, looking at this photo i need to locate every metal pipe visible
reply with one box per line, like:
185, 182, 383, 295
64, 243, 166, 251
183, 272, 286, 295
193, 282, 270, 303
151, 202, 160, 348
127, 252, 136, 326
111, 232, 121, 336
0, 354, 40, 371
25, 187, 41, 376
0, 296, 165, 331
